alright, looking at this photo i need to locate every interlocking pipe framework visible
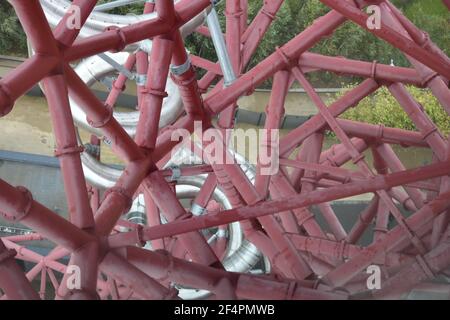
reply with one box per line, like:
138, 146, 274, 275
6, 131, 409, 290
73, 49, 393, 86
0, 0, 450, 300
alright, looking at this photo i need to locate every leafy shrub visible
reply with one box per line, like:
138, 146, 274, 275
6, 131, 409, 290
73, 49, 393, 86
340, 85, 450, 136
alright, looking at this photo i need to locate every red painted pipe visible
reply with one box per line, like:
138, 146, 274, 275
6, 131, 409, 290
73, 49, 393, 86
322, 190, 450, 288
64, 65, 143, 162
143, 170, 223, 268
318, 0, 450, 79
298, 52, 423, 86
0, 179, 94, 251
65, 0, 211, 62
107, 159, 450, 248
279, 79, 380, 156
100, 251, 176, 300
121, 246, 346, 300
171, 33, 206, 118
53, 0, 98, 47
135, 37, 174, 150
106, 53, 137, 108
0, 239, 39, 300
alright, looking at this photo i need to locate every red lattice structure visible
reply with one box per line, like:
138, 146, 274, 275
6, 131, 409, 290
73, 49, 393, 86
0, 0, 450, 300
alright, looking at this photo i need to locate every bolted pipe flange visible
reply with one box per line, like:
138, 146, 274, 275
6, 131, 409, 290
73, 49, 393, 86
1, 186, 34, 222
104, 26, 128, 53
54, 145, 85, 157
103, 187, 134, 213
191, 203, 206, 216
86, 104, 114, 129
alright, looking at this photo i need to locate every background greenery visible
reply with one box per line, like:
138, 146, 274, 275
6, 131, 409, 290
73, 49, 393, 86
1, 0, 448, 75
339, 85, 450, 136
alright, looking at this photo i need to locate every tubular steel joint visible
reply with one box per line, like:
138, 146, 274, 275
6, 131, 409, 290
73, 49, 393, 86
66, 289, 100, 300
169, 166, 182, 181
105, 26, 128, 53
191, 203, 206, 216
87, 104, 114, 128
135, 74, 147, 86
275, 46, 294, 69
351, 154, 365, 165
170, 57, 192, 76
54, 145, 85, 157
370, 60, 378, 79
154, 249, 174, 283
261, 8, 277, 21
0, 83, 13, 117
7, 186, 33, 222
104, 187, 133, 212
2, 0, 450, 301
143, 88, 168, 98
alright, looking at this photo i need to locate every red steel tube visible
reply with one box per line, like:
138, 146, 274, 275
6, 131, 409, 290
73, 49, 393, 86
336, 119, 428, 148
294, 66, 427, 254
99, 251, 176, 300
279, 79, 380, 156
217, 0, 242, 129
0, 239, 39, 300
42, 74, 94, 229
53, 0, 97, 47
121, 246, 346, 300
255, 70, 289, 197
241, 0, 284, 66
9, 0, 59, 56
65, 0, 211, 62
318, 0, 450, 79
298, 52, 423, 86
105, 54, 137, 108
205, 9, 349, 114
375, 143, 426, 209
322, 190, 450, 288
388, 82, 447, 160
288, 234, 410, 268
142, 170, 223, 268
0, 55, 58, 117
95, 156, 155, 236
143, 190, 165, 250
64, 65, 143, 162
0, 179, 94, 252
135, 36, 174, 150
171, 33, 206, 118
107, 159, 450, 248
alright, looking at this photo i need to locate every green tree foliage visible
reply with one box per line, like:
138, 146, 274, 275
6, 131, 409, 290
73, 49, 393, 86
0, 0, 448, 85
0, 1, 27, 56
185, 0, 449, 86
